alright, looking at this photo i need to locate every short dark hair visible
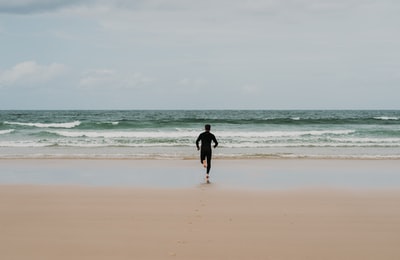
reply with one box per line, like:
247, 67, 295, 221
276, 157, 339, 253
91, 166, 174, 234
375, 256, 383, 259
205, 124, 211, 131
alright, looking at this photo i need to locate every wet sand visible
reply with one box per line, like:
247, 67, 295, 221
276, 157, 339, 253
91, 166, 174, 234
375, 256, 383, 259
1, 159, 400, 189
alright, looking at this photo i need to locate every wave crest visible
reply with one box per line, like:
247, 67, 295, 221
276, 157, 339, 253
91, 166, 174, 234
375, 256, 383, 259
373, 116, 399, 120
0, 129, 15, 135
4, 121, 81, 128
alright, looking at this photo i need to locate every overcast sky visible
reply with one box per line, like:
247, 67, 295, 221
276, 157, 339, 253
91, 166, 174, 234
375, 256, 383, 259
0, 0, 399, 109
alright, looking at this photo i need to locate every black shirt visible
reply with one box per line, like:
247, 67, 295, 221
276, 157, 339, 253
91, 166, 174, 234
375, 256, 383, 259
196, 131, 218, 150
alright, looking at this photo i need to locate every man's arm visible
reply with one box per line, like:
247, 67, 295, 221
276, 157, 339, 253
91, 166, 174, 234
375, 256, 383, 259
213, 135, 218, 148
196, 134, 201, 150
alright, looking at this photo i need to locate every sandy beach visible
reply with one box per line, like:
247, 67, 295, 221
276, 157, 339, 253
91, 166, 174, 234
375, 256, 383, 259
1, 159, 400, 259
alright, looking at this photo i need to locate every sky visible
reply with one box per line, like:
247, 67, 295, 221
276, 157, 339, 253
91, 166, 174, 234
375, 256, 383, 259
0, 0, 399, 110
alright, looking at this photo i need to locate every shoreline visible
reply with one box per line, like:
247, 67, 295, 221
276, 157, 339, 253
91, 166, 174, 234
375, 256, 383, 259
1, 158, 400, 190
1, 154, 400, 160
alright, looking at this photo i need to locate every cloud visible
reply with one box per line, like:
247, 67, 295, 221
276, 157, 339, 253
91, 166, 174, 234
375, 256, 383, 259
0, 0, 87, 14
0, 61, 67, 87
79, 69, 154, 89
0, 0, 361, 15
2, 0, 399, 109
59, 0, 397, 49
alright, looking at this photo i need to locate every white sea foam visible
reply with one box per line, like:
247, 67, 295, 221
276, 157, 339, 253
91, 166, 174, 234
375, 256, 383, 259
96, 121, 119, 125
374, 116, 399, 120
217, 130, 355, 138
329, 137, 400, 143
223, 142, 400, 148
0, 129, 14, 135
2, 139, 398, 148
48, 129, 355, 139
48, 130, 198, 138
5, 121, 81, 128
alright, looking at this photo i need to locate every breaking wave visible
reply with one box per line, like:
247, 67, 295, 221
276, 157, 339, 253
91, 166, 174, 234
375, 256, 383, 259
4, 121, 81, 128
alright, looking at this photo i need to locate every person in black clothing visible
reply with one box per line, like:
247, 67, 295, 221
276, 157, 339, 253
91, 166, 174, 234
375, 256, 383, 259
196, 124, 218, 183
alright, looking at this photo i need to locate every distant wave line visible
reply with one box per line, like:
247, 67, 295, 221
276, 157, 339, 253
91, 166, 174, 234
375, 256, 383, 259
47, 129, 356, 138
4, 121, 81, 128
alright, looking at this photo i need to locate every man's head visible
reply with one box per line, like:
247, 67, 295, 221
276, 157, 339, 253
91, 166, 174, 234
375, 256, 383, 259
205, 124, 211, 131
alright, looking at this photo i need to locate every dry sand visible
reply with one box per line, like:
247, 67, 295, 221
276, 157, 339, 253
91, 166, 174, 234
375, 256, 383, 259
1, 185, 400, 260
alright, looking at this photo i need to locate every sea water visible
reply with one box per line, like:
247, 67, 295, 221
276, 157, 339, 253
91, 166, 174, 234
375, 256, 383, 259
0, 110, 399, 159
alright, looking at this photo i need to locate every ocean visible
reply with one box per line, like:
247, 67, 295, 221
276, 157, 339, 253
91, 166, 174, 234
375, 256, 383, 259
0, 110, 399, 159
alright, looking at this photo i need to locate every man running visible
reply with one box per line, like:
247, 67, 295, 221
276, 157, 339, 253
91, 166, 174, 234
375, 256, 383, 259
196, 124, 218, 183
